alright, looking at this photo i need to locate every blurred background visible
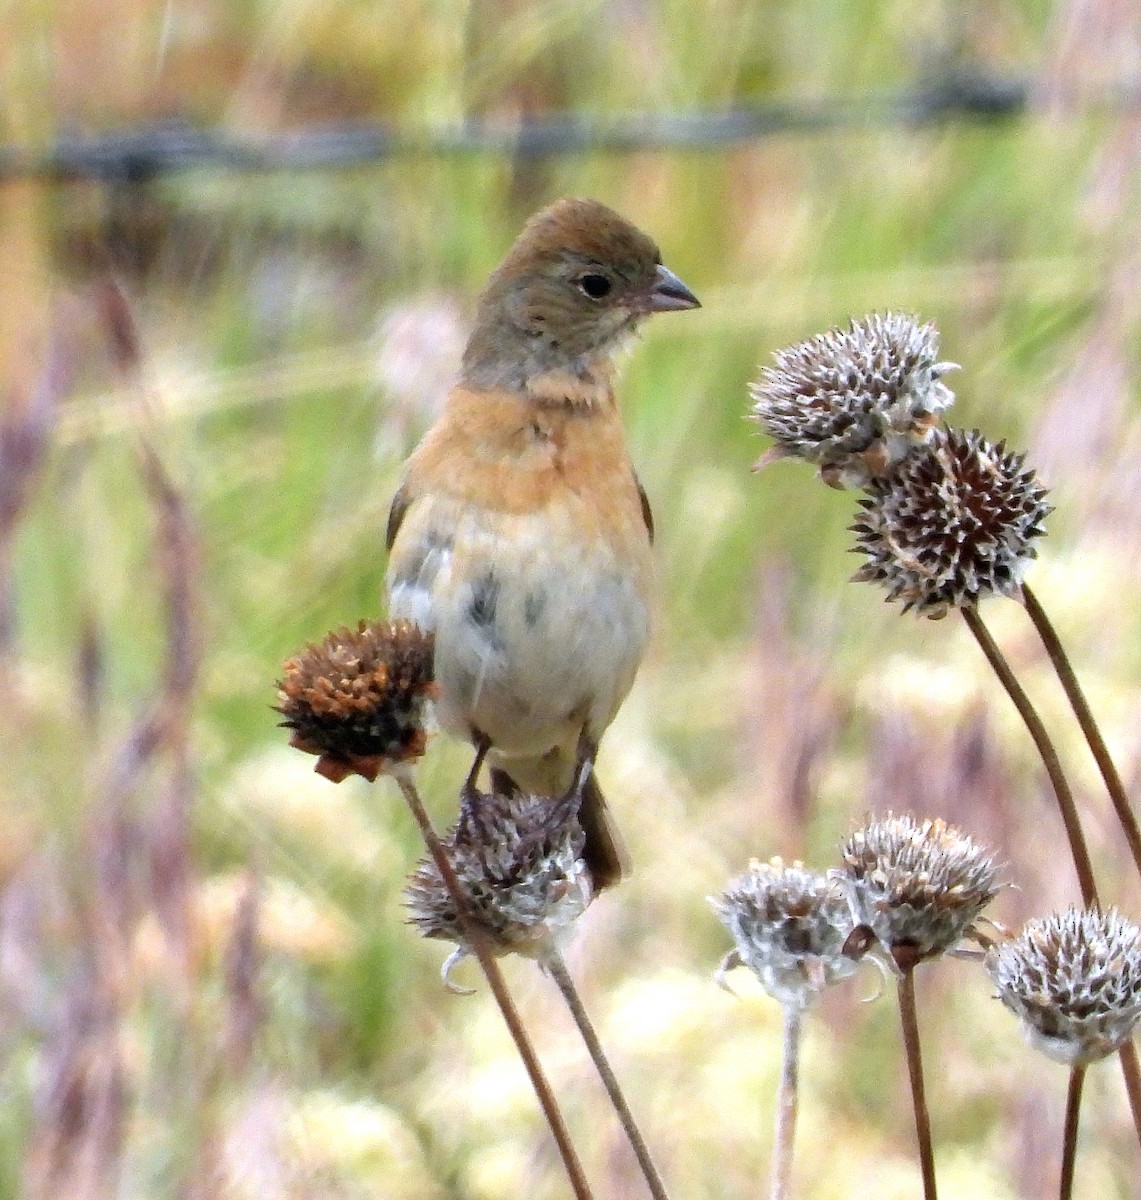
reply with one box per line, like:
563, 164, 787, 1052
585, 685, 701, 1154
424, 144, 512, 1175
3, 0, 1141, 1196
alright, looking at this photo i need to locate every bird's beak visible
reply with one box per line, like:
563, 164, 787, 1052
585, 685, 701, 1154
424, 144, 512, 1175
648, 263, 700, 312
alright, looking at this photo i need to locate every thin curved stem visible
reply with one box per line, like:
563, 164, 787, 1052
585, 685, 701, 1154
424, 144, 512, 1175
961, 606, 1099, 908
898, 969, 937, 1200
544, 949, 671, 1200
1020, 583, 1141, 883
394, 775, 594, 1200
1059, 1066, 1084, 1200
771, 1005, 802, 1200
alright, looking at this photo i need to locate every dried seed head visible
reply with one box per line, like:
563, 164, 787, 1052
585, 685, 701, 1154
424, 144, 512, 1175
987, 907, 1141, 1065
711, 858, 858, 1010
838, 813, 1000, 971
749, 313, 957, 489
276, 620, 436, 782
405, 787, 592, 984
851, 428, 1052, 618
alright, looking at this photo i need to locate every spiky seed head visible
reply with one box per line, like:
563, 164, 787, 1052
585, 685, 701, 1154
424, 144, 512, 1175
851, 428, 1052, 618
837, 813, 1001, 971
711, 858, 858, 1010
404, 787, 592, 984
748, 312, 957, 489
276, 620, 436, 783
987, 907, 1141, 1065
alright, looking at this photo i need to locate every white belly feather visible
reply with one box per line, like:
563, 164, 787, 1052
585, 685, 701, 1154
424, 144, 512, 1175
387, 498, 650, 759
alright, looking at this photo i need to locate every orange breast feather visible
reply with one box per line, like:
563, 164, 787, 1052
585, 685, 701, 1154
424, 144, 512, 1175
400, 386, 651, 557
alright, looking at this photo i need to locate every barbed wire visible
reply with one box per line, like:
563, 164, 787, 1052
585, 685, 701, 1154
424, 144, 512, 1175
0, 68, 1059, 185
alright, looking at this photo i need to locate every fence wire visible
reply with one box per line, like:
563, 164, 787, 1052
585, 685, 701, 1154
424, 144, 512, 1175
0, 67, 1107, 185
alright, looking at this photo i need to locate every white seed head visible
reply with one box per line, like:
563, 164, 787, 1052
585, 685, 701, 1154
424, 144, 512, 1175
749, 313, 956, 489
711, 858, 858, 1009
987, 907, 1141, 1065
838, 813, 1001, 970
405, 788, 592, 983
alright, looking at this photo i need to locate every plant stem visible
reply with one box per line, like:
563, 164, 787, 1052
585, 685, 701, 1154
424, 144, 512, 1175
771, 1004, 802, 1200
544, 949, 671, 1200
962, 608, 1141, 1150
1059, 1066, 1084, 1200
1020, 583, 1141, 882
961, 606, 1099, 908
394, 775, 594, 1200
898, 969, 937, 1200
1116, 1040, 1141, 1147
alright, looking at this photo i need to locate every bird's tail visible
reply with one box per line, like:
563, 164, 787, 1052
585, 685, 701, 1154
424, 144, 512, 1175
576, 769, 628, 891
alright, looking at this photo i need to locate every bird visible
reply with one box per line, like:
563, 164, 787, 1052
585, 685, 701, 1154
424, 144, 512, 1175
384, 196, 699, 889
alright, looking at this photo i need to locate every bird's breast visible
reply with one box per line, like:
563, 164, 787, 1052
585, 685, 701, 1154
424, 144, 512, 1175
386, 388, 653, 754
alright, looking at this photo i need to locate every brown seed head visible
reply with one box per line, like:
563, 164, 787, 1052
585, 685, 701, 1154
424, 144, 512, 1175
405, 786, 592, 984
851, 427, 1051, 618
838, 813, 1001, 971
276, 620, 436, 782
749, 313, 956, 489
987, 907, 1141, 1065
711, 858, 858, 1010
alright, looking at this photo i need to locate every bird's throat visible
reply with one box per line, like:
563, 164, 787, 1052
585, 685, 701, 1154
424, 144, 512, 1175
462, 328, 617, 410
523, 362, 615, 410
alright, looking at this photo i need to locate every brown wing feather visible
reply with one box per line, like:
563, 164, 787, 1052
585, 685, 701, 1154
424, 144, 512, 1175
386, 482, 410, 551
635, 474, 654, 544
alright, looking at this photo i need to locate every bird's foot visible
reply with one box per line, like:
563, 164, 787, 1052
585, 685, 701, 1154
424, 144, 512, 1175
462, 732, 492, 802
553, 745, 596, 824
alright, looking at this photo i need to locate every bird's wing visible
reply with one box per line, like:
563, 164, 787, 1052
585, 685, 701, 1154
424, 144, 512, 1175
634, 473, 654, 544
386, 480, 411, 551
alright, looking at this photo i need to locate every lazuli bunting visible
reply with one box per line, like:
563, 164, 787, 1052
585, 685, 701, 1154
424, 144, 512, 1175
385, 197, 699, 888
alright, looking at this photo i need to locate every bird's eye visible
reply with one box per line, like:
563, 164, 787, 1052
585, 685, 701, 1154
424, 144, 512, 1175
577, 273, 612, 300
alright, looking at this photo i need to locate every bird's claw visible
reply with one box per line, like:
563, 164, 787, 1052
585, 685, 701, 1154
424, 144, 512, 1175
462, 732, 492, 800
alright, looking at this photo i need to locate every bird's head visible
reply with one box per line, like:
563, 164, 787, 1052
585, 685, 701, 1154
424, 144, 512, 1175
462, 197, 699, 393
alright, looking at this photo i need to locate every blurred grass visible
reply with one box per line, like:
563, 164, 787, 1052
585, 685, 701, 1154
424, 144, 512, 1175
4, 0, 1141, 1197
